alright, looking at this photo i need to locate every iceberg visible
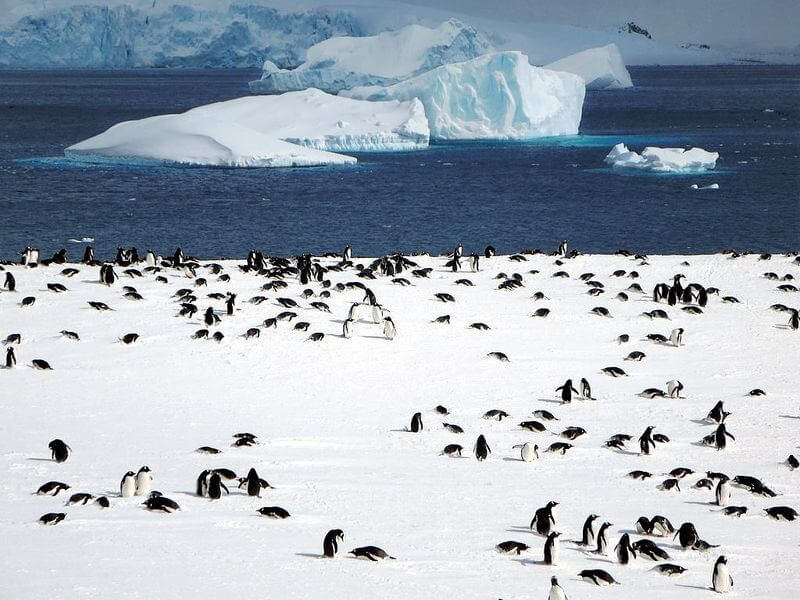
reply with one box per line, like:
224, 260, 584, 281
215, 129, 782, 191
343, 51, 585, 140
604, 143, 719, 172
546, 44, 633, 90
249, 19, 492, 94
65, 89, 430, 168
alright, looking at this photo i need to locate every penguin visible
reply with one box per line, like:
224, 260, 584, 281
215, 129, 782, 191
120, 471, 136, 497
48, 439, 71, 463
82, 246, 94, 264
578, 569, 618, 586
441, 444, 463, 457
383, 316, 396, 340
469, 253, 480, 272
714, 424, 735, 450
578, 514, 599, 546
204, 307, 219, 327
558, 240, 568, 256
371, 304, 383, 324
196, 469, 211, 496
323, 529, 344, 558
715, 478, 731, 507
530, 501, 558, 536
474, 434, 490, 461
548, 576, 567, 600
347, 302, 360, 321
4, 272, 16, 291
639, 426, 655, 455
349, 546, 395, 561
615, 533, 636, 565
145, 250, 156, 267
580, 377, 593, 400
39, 512, 67, 526
207, 472, 229, 500
712, 555, 733, 593
706, 401, 729, 424
790, 309, 799, 330
225, 294, 236, 316
144, 494, 180, 513
512, 442, 538, 462
667, 380, 683, 398
5, 347, 16, 369
410, 412, 423, 432
674, 522, 699, 548
343, 318, 355, 339
135, 466, 152, 496
496, 541, 530, 555
343, 245, 352, 262
543, 532, 561, 565
484, 245, 496, 258
555, 379, 579, 403
245, 467, 262, 497
670, 327, 684, 347
594, 521, 612, 554
37, 481, 71, 496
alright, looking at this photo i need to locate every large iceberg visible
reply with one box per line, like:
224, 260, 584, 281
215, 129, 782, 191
344, 51, 585, 140
604, 143, 719, 172
546, 44, 633, 90
65, 89, 430, 167
249, 19, 492, 94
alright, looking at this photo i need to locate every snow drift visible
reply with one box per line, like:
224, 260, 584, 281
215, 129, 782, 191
604, 143, 719, 172
65, 89, 430, 167
546, 44, 633, 90
249, 19, 492, 94
343, 51, 585, 140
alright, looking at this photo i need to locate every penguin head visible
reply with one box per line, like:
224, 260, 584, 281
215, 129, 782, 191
138, 466, 151, 474
125, 470, 135, 477
547, 501, 559, 508
717, 555, 727, 564
550, 576, 558, 585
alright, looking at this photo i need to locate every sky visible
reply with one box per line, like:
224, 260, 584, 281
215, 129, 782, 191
1, 1, 797, 51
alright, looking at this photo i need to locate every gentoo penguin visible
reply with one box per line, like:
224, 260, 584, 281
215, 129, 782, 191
225, 294, 236, 316
667, 380, 683, 398
712, 555, 733, 593
144, 494, 180, 513
323, 529, 344, 558
383, 316, 396, 340
343, 245, 352, 262
674, 522, 699, 548
474, 434, 491, 461
204, 307, 219, 327
543, 532, 561, 565
343, 318, 355, 339
196, 470, 211, 496
555, 379, 579, 403
4, 272, 15, 291
469, 253, 480, 272
120, 471, 136, 497
714, 424, 735, 450
715, 478, 731, 507
558, 240, 568, 256
39, 513, 67, 526
145, 250, 156, 267
484, 245, 496, 258
135, 466, 152, 496
790, 309, 799, 330
578, 569, 618, 586
530, 501, 558, 536
410, 412, 423, 432
347, 302, 360, 321
594, 521, 612, 554
245, 468, 262, 497
5, 347, 16, 368
371, 304, 382, 324
670, 327, 684, 347
706, 401, 729, 424
82, 246, 94, 264
580, 378, 593, 400
615, 533, 636, 565
512, 442, 538, 462
639, 426, 655, 455
548, 576, 567, 600
577, 514, 599, 546
48, 439, 71, 463
349, 546, 395, 561
207, 472, 229, 500
37, 481, 71, 496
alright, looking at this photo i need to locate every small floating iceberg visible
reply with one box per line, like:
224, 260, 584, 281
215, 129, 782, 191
604, 143, 719, 173
690, 183, 720, 190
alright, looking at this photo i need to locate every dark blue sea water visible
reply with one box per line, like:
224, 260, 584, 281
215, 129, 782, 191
0, 66, 797, 260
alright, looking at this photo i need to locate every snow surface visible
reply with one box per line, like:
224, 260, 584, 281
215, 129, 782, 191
249, 19, 492, 94
66, 89, 430, 167
344, 51, 585, 140
1, 250, 798, 599
546, 44, 633, 90
604, 143, 719, 173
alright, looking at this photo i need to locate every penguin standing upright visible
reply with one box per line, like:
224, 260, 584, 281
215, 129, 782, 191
474, 435, 490, 461
670, 327, 684, 347
343, 245, 352, 262
207, 472, 229, 500
225, 294, 236, 316
555, 379, 579, 403
639, 426, 655, 455
245, 468, 261, 497
469, 253, 480, 272
120, 471, 136, 497
371, 304, 382, 324
558, 240, 568, 256
714, 424, 735, 451
615, 533, 636, 565
790, 309, 799, 330
512, 442, 538, 462
383, 316, 396, 340
343, 319, 355, 339
4, 272, 16, 291
410, 412, 423, 432
580, 377, 593, 399
674, 522, 699, 548
712, 555, 733, 593
5, 347, 16, 369
543, 532, 561, 565
594, 521, 612, 554
667, 380, 684, 398
579, 514, 599, 546
715, 478, 731, 507
196, 470, 210, 497
135, 466, 152, 496
548, 576, 567, 600
82, 246, 94, 264
145, 250, 156, 267
323, 529, 344, 558
347, 302, 360, 321
530, 501, 558, 536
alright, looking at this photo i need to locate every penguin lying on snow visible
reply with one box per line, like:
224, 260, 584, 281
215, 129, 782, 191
349, 546, 395, 561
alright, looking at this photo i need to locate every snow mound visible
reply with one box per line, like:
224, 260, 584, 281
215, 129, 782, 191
604, 143, 719, 172
65, 89, 430, 167
249, 19, 492, 94
343, 51, 585, 140
546, 44, 633, 90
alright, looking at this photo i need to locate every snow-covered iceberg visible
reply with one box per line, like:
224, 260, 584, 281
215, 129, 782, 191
65, 89, 430, 168
343, 51, 585, 140
249, 19, 492, 94
546, 44, 633, 90
604, 143, 719, 172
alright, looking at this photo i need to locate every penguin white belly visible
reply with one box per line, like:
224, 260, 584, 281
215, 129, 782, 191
120, 478, 136, 497
716, 482, 730, 507
384, 321, 396, 340
135, 473, 152, 496
371, 305, 382, 324
520, 443, 535, 462
549, 541, 559, 565
548, 586, 566, 600
713, 564, 732, 592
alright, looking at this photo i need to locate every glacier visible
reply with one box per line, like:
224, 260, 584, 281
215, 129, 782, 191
65, 89, 429, 167
604, 143, 719, 172
343, 51, 585, 140
546, 44, 633, 90
248, 19, 492, 94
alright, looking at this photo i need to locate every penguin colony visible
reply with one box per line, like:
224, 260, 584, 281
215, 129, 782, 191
2, 242, 799, 598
